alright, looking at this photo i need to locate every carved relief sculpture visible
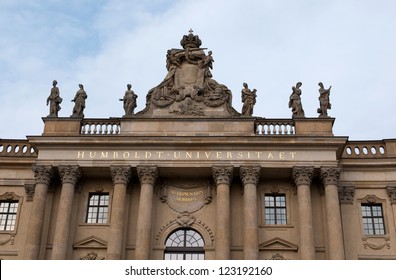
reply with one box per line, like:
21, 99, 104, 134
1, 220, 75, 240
58, 165, 82, 185
338, 186, 355, 204
119, 84, 138, 117
292, 166, 314, 186
136, 30, 240, 117
320, 166, 341, 186
241, 83, 257, 116
46, 80, 62, 117
137, 166, 159, 185
317, 82, 332, 118
288, 82, 305, 118
240, 166, 261, 185
110, 165, 132, 185
212, 166, 234, 185
71, 84, 87, 118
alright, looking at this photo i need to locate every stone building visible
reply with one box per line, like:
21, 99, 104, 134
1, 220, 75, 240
1, 32, 396, 260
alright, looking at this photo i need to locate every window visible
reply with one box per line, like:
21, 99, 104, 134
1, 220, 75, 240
361, 203, 385, 235
164, 229, 205, 260
0, 201, 19, 231
264, 194, 286, 225
86, 193, 109, 223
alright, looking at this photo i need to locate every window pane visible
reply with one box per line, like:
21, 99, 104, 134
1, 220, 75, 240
361, 203, 385, 235
86, 193, 109, 223
164, 229, 204, 260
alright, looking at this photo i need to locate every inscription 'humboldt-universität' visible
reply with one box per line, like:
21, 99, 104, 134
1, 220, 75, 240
76, 150, 298, 161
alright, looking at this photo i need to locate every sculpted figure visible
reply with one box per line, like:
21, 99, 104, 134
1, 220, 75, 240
46, 80, 62, 117
288, 82, 305, 118
241, 83, 257, 116
119, 84, 138, 117
71, 84, 87, 118
317, 82, 332, 117
198, 50, 214, 69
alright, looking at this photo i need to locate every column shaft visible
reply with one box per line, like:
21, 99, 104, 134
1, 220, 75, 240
135, 166, 158, 260
107, 165, 131, 260
24, 165, 53, 260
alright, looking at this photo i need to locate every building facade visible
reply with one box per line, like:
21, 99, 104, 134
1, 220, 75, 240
1, 32, 396, 260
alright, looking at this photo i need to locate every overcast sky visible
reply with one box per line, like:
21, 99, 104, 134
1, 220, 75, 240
0, 0, 395, 140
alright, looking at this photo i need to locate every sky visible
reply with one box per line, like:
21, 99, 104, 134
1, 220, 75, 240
0, 0, 395, 140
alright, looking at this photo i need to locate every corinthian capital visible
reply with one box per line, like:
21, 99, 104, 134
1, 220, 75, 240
338, 186, 355, 204
110, 165, 132, 185
320, 166, 341, 186
212, 166, 233, 185
292, 166, 314, 186
386, 186, 396, 204
58, 165, 82, 185
137, 166, 158, 185
33, 165, 54, 185
240, 166, 261, 185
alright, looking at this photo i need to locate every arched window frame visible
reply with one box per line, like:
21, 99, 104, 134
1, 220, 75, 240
164, 228, 205, 260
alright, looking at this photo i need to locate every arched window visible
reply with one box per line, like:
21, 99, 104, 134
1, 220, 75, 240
164, 228, 205, 260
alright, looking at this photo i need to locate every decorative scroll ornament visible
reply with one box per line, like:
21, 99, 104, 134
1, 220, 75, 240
58, 165, 81, 185
240, 166, 261, 185
292, 166, 314, 186
266, 253, 289, 260
212, 166, 234, 185
160, 182, 212, 213
320, 166, 341, 186
176, 212, 195, 227
79, 251, 105, 260
24, 184, 35, 201
137, 166, 159, 185
338, 186, 355, 204
110, 165, 131, 185
33, 165, 53, 185
362, 236, 391, 250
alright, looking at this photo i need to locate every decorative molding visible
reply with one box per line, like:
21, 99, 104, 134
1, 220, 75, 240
0, 192, 19, 201
240, 166, 261, 185
79, 251, 105, 260
386, 186, 396, 204
360, 194, 382, 204
137, 166, 159, 185
32, 165, 53, 185
320, 166, 341, 186
212, 166, 233, 185
176, 212, 195, 227
24, 184, 35, 201
362, 236, 391, 250
58, 165, 81, 185
73, 235, 107, 249
266, 253, 290, 260
291, 166, 314, 186
338, 186, 355, 204
110, 165, 131, 185
259, 237, 298, 251
0, 234, 15, 246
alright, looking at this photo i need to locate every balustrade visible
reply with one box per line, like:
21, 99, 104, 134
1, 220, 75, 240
342, 141, 386, 158
255, 119, 295, 135
0, 140, 36, 157
81, 120, 120, 135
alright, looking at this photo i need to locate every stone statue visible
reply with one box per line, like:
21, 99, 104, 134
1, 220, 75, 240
317, 82, 332, 117
288, 82, 305, 118
119, 84, 138, 117
46, 80, 62, 117
71, 84, 87, 118
241, 83, 257, 116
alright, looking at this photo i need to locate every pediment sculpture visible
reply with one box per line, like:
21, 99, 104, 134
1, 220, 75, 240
136, 30, 240, 117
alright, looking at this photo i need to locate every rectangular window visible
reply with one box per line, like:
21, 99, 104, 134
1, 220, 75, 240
0, 201, 19, 231
86, 193, 109, 224
361, 204, 385, 235
264, 194, 286, 225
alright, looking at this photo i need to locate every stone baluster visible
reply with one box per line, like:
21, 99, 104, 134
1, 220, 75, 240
240, 166, 261, 260
106, 165, 132, 260
52, 165, 81, 259
24, 165, 53, 259
320, 167, 345, 259
212, 166, 233, 260
135, 166, 158, 260
338, 186, 356, 259
292, 166, 315, 260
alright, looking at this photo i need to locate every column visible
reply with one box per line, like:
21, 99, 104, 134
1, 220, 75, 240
106, 165, 131, 260
320, 167, 345, 260
24, 165, 53, 259
240, 166, 261, 260
292, 166, 315, 260
135, 166, 158, 260
52, 165, 81, 259
212, 166, 233, 260
338, 186, 356, 259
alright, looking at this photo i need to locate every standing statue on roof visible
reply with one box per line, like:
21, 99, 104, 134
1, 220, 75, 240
46, 80, 62, 117
71, 84, 87, 118
241, 82, 257, 116
288, 82, 305, 118
317, 82, 332, 118
119, 84, 138, 117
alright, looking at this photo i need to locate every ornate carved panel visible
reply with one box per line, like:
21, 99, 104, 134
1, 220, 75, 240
338, 186, 355, 204
386, 186, 396, 204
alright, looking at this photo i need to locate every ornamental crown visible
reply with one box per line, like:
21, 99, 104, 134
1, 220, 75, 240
180, 30, 202, 49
